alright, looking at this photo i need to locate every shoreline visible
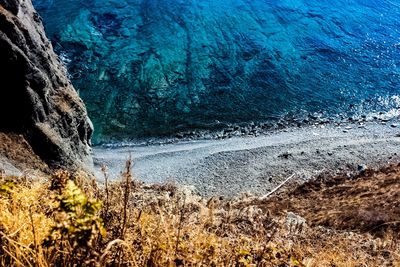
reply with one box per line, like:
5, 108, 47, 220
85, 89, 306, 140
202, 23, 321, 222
93, 121, 400, 196
95, 106, 400, 147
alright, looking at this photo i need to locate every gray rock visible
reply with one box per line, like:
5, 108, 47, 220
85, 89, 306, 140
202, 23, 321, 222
279, 152, 292, 159
0, 0, 93, 172
357, 164, 368, 174
286, 212, 307, 233
0, 156, 22, 176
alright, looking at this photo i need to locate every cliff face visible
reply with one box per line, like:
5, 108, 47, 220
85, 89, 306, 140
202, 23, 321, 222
0, 0, 93, 172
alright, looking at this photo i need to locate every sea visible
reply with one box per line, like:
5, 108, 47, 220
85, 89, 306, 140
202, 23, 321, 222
34, 0, 400, 144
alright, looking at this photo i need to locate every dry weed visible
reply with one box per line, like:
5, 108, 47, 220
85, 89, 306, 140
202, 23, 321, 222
0, 162, 399, 266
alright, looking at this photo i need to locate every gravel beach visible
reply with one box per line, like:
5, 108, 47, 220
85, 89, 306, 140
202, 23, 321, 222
93, 122, 400, 196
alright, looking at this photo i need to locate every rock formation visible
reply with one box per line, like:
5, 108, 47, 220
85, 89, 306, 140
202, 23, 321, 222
0, 0, 93, 173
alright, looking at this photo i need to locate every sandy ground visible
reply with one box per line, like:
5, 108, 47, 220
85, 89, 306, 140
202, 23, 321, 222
94, 122, 400, 196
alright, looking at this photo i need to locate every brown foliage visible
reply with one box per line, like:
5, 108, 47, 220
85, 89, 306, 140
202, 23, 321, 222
0, 161, 399, 266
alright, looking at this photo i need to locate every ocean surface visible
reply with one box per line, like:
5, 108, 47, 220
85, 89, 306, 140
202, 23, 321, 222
33, 0, 400, 143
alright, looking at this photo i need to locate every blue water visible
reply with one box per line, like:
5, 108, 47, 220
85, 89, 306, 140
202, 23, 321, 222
33, 0, 400, 142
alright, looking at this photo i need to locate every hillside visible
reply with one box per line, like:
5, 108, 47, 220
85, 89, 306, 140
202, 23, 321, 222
0, 0, 399, 266
1, 162, 399, 266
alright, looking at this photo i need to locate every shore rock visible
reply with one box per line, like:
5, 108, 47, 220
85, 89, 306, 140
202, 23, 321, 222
0, 0, 93, 172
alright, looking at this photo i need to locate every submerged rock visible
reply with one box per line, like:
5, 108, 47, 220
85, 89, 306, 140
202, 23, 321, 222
33, 0, 400, 142
0, 0, 93, 172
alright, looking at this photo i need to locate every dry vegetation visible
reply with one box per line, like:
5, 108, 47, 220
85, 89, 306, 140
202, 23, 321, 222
0, 161, 399, 266
0, 133, 48, 173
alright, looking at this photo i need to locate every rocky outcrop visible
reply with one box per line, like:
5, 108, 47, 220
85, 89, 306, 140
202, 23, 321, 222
34, 0, 400, 142
0, 0, 93, 172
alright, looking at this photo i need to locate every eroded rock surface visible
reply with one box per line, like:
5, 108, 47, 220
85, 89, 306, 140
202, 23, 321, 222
0, 0, 93, 172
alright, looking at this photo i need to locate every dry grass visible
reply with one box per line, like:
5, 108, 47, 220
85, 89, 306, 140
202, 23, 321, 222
0, 162, 399, 266
261, 163, 400, 238
0, 132, 48, 173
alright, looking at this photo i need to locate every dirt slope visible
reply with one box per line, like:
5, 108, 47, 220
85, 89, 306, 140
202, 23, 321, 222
262, 163, 400, 237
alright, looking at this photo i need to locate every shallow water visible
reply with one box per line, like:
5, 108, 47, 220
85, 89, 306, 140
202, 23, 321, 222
34, 0, 400, 142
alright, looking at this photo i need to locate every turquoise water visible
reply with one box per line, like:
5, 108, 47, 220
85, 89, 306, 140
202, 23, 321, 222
34, 0, 400, 142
